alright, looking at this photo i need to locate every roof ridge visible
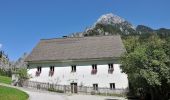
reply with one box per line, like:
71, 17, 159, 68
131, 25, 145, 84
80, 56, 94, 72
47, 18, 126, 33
40, 35, 120, 41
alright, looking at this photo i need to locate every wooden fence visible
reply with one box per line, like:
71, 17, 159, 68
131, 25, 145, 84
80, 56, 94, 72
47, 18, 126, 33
23, 81, 128, 95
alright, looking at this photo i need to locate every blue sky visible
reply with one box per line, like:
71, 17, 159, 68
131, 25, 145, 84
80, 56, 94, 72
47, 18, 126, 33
0, 0, 170, 61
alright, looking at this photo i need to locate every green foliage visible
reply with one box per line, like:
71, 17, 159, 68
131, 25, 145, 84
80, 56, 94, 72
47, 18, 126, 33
121, 35, 170, 100
0, 85, 28, 100
122, 36, 139, 53
86, 24, 123, 36
83, 21, 170, 39
0, 68, 12, 77
13, 68, 29, 87
17, 68, 28, 79
156, 28, 170, 38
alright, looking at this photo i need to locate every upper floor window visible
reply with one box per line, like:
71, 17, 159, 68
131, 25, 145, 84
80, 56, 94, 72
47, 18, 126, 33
93, 84, 98, 91
108, 63, 114, 74
36, 66, 42, 77
49, 66, 55, 77
37, 66, 42, 72
110, 83, 115, 90
71, 65, 76, 72
91, 64, 97, 74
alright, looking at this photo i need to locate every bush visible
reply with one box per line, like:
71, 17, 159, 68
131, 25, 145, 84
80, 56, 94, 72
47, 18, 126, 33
0, 68, 12, 77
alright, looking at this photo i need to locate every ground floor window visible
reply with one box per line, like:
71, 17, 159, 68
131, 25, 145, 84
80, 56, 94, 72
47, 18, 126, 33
93, 84, 98, 91
110, 83, 115, 90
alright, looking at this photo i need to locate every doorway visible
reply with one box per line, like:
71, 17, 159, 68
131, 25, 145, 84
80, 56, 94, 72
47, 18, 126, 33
71, 83, 78, 93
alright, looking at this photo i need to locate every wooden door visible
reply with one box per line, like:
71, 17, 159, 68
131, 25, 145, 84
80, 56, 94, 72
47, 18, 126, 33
71, 83, 77, 93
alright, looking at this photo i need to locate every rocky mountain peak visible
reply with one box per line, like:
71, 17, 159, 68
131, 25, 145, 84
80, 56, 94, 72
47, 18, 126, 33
70, 13, 170, 37
96, 13, 125, 25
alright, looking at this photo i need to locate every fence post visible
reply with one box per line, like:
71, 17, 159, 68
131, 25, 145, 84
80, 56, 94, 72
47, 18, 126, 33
72, 85, 74, 93
64, 85, 66, 93
106, 88, 108, 96
48, 83, 49, 90
86, 86, 87, 94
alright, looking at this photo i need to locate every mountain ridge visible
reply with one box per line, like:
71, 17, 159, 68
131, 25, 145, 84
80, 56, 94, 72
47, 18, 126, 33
70, 13, 170, 37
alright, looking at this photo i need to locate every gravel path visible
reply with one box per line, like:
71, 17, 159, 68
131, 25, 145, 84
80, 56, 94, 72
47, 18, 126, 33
23, 88, 126, 100
0, 83, 126, 100
67, 94, 125, 100
22, 88, 66, 100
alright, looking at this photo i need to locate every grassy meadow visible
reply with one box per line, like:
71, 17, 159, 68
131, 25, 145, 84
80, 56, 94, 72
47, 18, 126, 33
0, 85, 28, 100
0, 75, 11, 84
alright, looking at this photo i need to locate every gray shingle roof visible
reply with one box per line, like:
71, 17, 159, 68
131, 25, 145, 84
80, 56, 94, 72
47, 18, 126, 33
25, 35, 125, 62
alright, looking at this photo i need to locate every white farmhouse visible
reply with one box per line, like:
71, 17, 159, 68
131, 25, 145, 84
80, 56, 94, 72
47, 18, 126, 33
25, 35, 128, 93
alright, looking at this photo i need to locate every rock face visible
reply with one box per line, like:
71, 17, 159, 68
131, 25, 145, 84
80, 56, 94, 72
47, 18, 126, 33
96, 13, 125, 25
70, 13, 170, 37
70, 13, 135, 37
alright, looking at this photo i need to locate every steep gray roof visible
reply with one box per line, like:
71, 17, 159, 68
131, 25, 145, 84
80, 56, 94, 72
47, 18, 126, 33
25, 35, 125, 62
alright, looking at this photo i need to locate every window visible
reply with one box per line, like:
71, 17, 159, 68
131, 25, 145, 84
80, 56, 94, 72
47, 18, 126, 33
50, 66, 55, 72
49, 66, 55, 77
93, 84, 98, 91
36, 66, 42, 77
91, 64, 97, 74
37, 66, 42, 73
71, 65, 76, 72
110, 83, 115, 90
108, 64, 114, 74
27, 64, 30, 68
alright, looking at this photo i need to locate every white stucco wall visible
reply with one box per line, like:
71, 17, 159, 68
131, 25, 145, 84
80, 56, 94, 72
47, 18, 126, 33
28, 64, 128, 89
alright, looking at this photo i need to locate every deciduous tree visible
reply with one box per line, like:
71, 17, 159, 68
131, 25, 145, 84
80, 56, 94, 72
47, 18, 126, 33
121, 35, 170, 100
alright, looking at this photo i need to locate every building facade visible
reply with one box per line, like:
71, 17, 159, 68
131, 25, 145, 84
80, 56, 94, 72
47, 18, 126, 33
25, 35, 128, 92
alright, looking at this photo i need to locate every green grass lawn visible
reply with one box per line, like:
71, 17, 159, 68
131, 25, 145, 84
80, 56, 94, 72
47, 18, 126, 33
0, 85, 29, 100
0, 76, 12, 84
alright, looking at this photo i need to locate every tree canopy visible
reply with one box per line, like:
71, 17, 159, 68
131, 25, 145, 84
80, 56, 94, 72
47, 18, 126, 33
121, 35, 170, 100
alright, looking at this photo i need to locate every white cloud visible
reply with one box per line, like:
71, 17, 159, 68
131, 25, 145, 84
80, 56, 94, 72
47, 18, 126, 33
0, 44, 2, 49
